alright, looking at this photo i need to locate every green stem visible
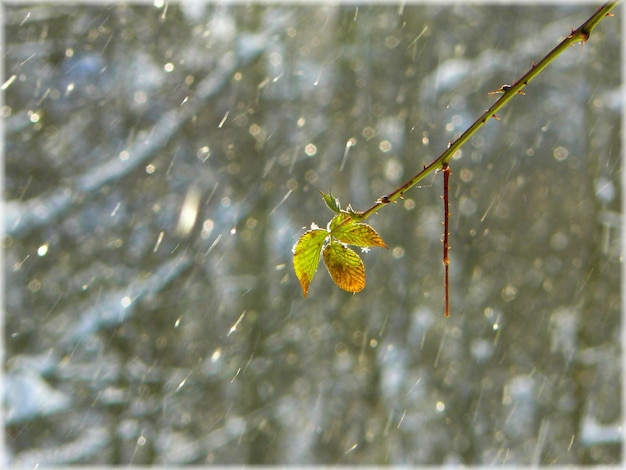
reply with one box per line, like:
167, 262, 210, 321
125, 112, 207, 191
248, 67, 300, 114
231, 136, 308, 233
352, 1, 619, 222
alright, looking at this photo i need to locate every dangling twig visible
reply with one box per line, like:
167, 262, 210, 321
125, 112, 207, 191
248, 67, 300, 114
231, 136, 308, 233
442, 163, 451, 317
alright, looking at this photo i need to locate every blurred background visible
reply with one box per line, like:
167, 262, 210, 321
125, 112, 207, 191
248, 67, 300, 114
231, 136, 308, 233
3, 2, 622, 465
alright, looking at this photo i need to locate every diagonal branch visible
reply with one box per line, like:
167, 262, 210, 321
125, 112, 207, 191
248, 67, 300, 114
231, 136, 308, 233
350, 1, 619, 222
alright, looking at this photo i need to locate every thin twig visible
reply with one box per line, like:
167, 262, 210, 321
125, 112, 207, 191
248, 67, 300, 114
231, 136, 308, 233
442, 163, 451, 317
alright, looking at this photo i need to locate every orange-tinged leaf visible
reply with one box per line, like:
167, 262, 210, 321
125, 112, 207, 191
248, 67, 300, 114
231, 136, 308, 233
330, 215, 387, 248
293, 229, 328, 296
322, 242, 365, 293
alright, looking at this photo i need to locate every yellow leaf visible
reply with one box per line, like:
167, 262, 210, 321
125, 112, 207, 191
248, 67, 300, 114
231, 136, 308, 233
322, 242, 365, 293
292, 229, 328, 296
335, 222, 388, 248
328, 213, 387, 248
328, 212, 352, 231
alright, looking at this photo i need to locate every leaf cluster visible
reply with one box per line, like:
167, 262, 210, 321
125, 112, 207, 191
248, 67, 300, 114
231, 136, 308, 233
292, 192, 387, 296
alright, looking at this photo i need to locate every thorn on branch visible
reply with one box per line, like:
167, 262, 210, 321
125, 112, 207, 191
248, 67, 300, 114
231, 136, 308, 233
569, 26, 590, 44
488, 84, 526, 96
580, 28, 590, 43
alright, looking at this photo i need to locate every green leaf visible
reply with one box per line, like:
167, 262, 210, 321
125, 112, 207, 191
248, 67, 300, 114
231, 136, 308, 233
320, 191, 341, 213
328, 212, 352, 231
322, 241, 365, 293
292, 228, 328, 297
329, 214, 388, 248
